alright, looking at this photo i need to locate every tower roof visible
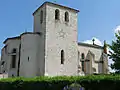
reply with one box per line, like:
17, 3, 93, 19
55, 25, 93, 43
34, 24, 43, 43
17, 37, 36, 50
33, 1, 79, 15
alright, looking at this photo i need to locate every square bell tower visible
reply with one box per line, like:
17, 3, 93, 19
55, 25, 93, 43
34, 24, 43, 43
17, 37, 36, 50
33, 2, 79, 76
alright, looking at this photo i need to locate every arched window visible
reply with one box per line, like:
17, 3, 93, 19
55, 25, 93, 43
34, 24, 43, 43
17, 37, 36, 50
65, 11, 69, 22
55, 9, 60, 20
11, 48, 16, 68
81, 53, 85, 59
61, 50, 64, 64
40, 10, 43, 24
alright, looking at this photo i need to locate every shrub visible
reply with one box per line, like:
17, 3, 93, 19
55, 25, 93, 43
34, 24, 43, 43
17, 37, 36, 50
0, 74, 120, 90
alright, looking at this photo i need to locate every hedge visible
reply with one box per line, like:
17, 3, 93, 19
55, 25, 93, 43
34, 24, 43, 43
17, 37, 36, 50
0, 74, 120, 90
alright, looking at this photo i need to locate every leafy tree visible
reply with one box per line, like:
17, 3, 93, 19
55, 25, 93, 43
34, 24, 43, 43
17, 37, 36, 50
109, 32, 120, 73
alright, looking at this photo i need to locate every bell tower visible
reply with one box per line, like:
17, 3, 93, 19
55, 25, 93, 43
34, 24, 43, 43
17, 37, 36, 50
33, 2, 79, 76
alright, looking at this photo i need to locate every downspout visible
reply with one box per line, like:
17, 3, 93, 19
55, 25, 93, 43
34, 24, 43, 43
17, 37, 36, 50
17, 44, 21, 76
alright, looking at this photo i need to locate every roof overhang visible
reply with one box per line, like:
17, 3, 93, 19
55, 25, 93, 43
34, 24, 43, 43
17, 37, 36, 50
33, 1, 80, 15
78, 42, 103, 49
3, 32, 42, 44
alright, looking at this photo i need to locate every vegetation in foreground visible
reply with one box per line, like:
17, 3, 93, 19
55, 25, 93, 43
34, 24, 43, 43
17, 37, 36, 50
0, 74, 120, 90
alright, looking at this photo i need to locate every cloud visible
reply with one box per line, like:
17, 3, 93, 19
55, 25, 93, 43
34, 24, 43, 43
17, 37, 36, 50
114, 25, 120, 33
83, 37, 103, 46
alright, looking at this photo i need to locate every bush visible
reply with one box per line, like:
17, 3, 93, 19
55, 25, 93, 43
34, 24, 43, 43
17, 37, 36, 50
0, 74, 120, 90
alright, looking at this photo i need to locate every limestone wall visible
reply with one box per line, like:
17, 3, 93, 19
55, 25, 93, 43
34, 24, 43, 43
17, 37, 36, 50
45, 4, 78, 76
3, 39, 20, 77
19, 34, 40, 77
78, 44, 104, 74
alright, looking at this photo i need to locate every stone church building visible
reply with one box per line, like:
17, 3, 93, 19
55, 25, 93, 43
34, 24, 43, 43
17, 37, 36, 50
0, 2, 108, 77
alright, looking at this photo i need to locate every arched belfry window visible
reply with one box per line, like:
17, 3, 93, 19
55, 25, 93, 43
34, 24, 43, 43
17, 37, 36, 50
11, 48, 17, 68
65, 11, 69, 22
61, 50, 64, 64
55, 9, 60, 20
40, 10, 43, 24
81, 53, 85, 59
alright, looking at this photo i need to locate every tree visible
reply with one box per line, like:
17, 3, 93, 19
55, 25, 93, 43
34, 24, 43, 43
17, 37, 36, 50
109, 32, 120, 73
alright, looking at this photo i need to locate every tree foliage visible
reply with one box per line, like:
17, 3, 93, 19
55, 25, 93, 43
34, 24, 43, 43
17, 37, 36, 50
109, 32, 120, 73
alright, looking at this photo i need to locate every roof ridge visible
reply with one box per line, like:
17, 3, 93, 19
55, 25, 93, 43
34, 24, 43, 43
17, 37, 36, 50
78, 42, 103, 49
33, 1, 79, 15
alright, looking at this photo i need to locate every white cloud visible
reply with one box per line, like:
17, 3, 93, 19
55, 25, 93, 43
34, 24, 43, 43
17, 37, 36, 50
83, 37, 103, 46
114, 25, 120, 33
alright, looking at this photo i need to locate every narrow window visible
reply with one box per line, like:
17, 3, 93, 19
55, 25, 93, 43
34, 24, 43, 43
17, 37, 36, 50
40, 10, 43, 24
1, 61, 5, 65
4, 45, 8, 54
55, 9, 60, 20
28, 57, 29, 61
81, 53, 85, 59
11, 48, 16, 68
81, 61, 84, 71
78, 51, 80, 61
65, 11, 69, 22
12, 55, 16, 68
61, 50, 64, 64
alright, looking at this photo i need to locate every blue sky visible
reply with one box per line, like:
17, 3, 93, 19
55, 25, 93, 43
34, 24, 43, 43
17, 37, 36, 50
0, 0, 120, 49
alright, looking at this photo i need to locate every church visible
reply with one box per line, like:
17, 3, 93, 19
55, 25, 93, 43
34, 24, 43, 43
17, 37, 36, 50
0, 2, 109, 77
